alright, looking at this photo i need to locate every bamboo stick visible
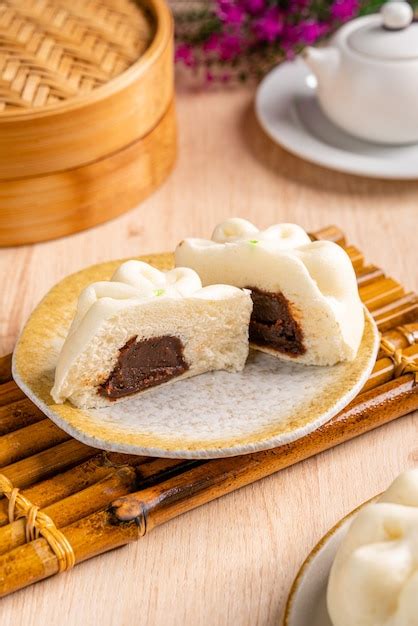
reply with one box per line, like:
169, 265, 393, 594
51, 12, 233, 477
310, 226, 346, 245
0, 398, 45, 436
0, 458, 194, 554
374, 294, 418, 332
135, 457, 198, 483
1, 374, 416, 597
0, 354, 12, 385
361, 328, 418, 393
0, 456, 187, 528
358, 282, 416, 331
360, 344, 418, 392
0, 381, 25, 407
354, 276, 404, 313
344, 245, 364, 271
373, 293, 417, 318
356, 265, 385, 287
361, 334, 418, 393
0, 455, 106, 527
0, 452, 143, 527
360, 356, 394, 393
0, 467, 139, 555
360, 277, 404, 312
0, 420, 70, 468
2, 440, 96, 489
377, 323, 418, 358
0, 509, 139, 596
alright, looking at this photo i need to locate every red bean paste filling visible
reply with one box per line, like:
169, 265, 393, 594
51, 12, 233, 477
247, 287, 306, 356
99, 335, 189, 399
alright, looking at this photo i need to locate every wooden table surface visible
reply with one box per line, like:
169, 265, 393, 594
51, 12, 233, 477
1, 87, 418, 626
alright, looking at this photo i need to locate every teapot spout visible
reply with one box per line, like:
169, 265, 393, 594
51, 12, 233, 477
302, 46, 340, 84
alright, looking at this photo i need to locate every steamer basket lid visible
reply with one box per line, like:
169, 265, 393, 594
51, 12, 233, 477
0, 0, 154, 115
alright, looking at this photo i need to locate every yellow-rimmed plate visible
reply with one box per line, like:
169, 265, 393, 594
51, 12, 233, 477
13, 253, 379, 459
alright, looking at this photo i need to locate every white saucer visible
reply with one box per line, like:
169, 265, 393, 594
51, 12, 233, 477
256, 59, 418, 179
282, 499, 374, 626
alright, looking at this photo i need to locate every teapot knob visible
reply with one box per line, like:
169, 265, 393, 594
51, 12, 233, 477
381, 0, 413, 30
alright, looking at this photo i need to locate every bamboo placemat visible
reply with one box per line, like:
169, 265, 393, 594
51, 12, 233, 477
0, 225, 417, 597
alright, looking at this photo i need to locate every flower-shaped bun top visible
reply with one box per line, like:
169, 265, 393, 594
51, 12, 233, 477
111, 262, 202, 298
328, 469, 418, 626
175, 218, 360, 303
211, 218, 311, 249
69, 261, 242, 339
77, 262, 202, 317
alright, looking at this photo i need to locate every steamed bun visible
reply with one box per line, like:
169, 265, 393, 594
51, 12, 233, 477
327, 469, 418, 626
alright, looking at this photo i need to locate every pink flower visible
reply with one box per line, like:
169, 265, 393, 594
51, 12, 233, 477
288, 0, 311, 9
218, 33, 243, 60
203, 34, 221, 53
175, 43, 195, 67
203, 33, 243, 61
298, 20, 329, 44
281, 25, 301, 55
253, 7, 283, 43
216, 0, 245, 25
173, 0, 362, 81
243, 0, 266, 15
331, 0, 359, 21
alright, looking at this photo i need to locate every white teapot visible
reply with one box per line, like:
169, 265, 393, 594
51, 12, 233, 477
303, 0, 418, 144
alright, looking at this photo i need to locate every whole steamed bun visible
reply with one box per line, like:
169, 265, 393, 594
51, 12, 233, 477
327, 469, 418, 626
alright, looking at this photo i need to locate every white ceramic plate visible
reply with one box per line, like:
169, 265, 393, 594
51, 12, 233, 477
256, 58, 418, 179
12, 253, 379, 459
282, 499, 374, 626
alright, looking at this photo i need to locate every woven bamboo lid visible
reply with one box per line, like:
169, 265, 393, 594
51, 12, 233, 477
0, 0, 173, 178
0, 0, 154, 113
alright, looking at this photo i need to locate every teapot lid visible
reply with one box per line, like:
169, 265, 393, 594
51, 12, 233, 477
347, 0, 418, 61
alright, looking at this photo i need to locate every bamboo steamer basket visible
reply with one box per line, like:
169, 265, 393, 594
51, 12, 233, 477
0, 0, 175, 246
